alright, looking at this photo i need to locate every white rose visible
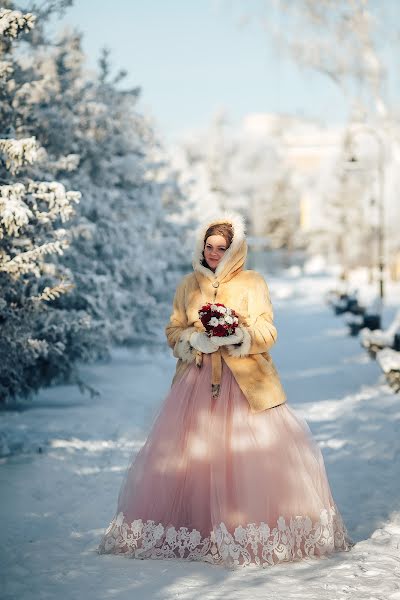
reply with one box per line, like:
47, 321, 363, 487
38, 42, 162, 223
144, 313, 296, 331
217, 306, 227, 314
225, 315, 233, 325
208, 317, 220, 326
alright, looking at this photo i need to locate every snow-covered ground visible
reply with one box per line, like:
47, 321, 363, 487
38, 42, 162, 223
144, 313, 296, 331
1, 268, 400, 600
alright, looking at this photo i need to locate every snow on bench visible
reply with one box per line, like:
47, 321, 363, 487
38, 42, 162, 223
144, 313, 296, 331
345, 314, 364, 325
376, 348, 400, 373
360, 308, 400, 350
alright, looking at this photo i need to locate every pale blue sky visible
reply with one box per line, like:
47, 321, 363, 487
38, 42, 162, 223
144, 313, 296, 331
49, 0, 398, 142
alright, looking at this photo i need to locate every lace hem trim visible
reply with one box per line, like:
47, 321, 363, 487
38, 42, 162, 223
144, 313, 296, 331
97, 504, 354, 568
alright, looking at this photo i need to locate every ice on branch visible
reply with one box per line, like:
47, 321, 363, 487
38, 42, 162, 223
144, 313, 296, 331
51, 154, 80, 172
28, 181, 81, 223
0, 9, 36, 38
0, 59, 13, 80
0, 137, 39, 174
0, 181, 81, 238
0, 183, 33, 237
33, 281, 75, 302
26, 338, 49, 359
0, 239, 70, 278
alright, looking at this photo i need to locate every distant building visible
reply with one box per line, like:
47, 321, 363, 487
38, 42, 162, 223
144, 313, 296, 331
241, 113, 343, 233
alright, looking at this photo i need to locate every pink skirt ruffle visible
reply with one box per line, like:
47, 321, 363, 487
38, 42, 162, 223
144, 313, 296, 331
97, 353, 354, 568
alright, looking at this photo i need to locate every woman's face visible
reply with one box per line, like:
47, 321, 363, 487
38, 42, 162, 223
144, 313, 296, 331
203, 234, 228, 271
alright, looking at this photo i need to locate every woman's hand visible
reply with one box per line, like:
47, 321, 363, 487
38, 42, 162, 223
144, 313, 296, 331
189, 331, 220, 354
211, 327, 245, 347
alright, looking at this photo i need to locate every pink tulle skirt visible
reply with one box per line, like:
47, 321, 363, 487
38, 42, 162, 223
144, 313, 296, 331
97, 353, 354, 568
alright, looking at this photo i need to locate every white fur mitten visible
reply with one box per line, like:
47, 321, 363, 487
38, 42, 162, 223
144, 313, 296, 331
189, 331, 220, 354
211, 327, 245, 347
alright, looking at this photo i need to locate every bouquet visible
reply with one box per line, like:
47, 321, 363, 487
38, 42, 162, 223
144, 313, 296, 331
198, 302, 239, 337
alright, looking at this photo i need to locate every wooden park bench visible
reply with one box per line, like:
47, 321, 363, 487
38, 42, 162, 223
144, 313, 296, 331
330, 290, 365, 316
346, 296, 382, 336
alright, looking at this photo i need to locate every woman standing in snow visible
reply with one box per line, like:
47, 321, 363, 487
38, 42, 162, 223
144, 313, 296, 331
97, 212, 354, 568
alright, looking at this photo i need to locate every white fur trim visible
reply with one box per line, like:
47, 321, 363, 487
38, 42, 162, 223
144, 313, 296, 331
192, 211, 246, 280
173, 327, 197, 363
226, 326, 252, 357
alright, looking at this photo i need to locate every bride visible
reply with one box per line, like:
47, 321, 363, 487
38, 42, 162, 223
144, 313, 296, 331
97, 212, 354, 568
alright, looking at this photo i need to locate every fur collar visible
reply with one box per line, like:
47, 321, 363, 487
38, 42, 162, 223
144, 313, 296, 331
191, 211, 247, 281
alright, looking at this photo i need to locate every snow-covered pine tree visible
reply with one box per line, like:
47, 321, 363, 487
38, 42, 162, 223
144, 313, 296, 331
1, 2, 195, 406
0, 6, 90, 403
29, 34, 193, 346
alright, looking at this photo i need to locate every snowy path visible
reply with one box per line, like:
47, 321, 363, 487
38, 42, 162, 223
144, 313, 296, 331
1, 272, 400, 600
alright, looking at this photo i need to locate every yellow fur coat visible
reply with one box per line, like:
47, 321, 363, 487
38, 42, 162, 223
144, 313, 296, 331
165, 212, 287, 413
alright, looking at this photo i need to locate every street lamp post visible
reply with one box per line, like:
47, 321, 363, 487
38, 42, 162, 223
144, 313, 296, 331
376, 142, 385, 302
344, 124, 386, 307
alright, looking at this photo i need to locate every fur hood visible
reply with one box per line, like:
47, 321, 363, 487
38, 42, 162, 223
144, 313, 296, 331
191, 211, 248, 282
